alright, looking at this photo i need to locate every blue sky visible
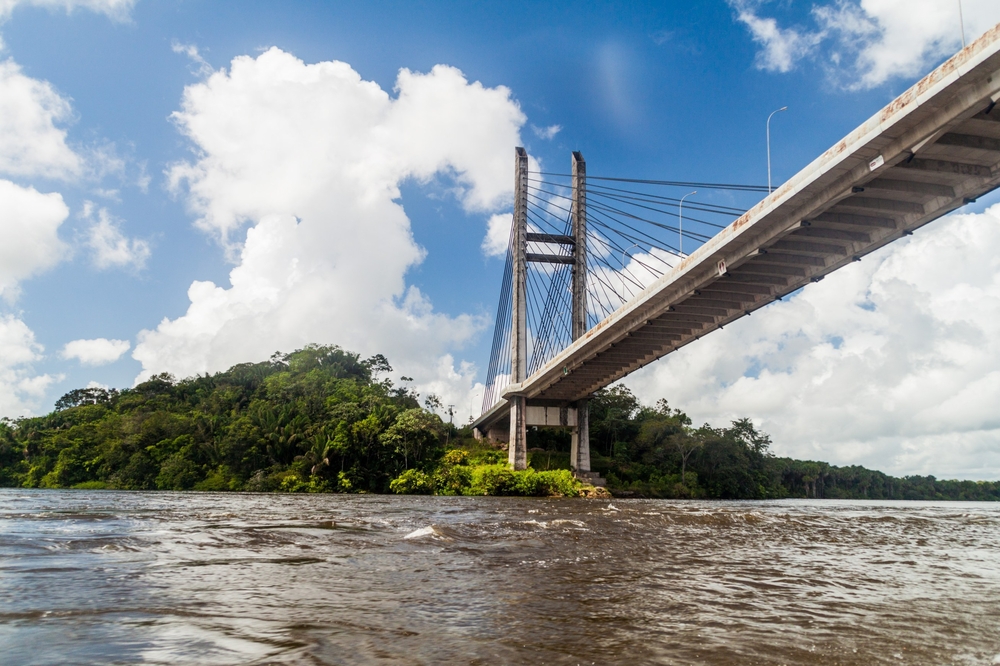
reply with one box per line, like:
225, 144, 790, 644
3, 0, 1000, 477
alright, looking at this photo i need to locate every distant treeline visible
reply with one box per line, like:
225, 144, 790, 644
576, 386, 1000, 501
0, 344, 996, 500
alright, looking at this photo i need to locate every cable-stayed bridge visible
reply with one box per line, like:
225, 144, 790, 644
473, 24, 1000, 482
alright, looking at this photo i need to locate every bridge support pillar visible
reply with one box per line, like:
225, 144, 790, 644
570, 398, 591, 472
508, 395, 528, 470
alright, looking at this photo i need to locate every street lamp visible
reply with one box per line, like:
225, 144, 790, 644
958, 0, 966, 48
679, 191, 697, 256
767, 106, 787, 193
621, 242, 640, 303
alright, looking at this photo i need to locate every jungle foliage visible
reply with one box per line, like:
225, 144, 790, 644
0, 345, 583, 497
1, 345, 995, 500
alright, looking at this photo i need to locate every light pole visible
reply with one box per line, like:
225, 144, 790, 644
767, 106, 787, 193
621, 242, 640, 303
958, 0, 966, 48
678, 191, 696, 256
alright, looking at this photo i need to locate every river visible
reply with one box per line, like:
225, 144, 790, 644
1, 490, 998, 665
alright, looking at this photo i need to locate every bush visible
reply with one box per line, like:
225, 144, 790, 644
533, 469, 579, 497
389, 469, 434, 494
468, 464, 518, 495
441, 449, 470, 466
72, 481, 107, 490
466, 465, 580, 497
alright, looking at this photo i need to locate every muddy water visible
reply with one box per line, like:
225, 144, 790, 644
1, 490, 999, 665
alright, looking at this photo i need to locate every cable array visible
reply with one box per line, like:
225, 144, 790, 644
481, 170, 760, 415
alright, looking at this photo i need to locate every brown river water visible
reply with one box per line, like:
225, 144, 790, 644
1, 490, 999, 665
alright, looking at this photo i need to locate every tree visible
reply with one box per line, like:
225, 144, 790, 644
673, 430, 703, 485
380, 409, 443, 470
424, 394, 442, 413
363, 353, 392, 378
54, 387, 118, 411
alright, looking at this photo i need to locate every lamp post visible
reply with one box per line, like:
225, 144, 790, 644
678, 191, 696, 256
621, 242, 640, 303
767, 106, 787, 193
958, 0, 966, 48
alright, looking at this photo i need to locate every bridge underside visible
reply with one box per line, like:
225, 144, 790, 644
475, 25, 1000, 452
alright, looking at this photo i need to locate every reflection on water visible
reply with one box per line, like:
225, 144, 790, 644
1, 490, 999, 665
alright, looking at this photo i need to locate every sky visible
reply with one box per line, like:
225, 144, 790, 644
2, 0, 1000, 479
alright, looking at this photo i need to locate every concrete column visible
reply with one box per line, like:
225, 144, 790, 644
508, 396, 527, 470
570, 399, 590, 472
511, 147, 528, 386
570, 152, 591, 474
509, 147, 529, 470
571, 152, 587, 340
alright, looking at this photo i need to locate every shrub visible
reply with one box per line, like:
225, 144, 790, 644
466, 465, 580, 497
389, 469, 434, 494
441, 449, 470, 466
72, 481, 107, 490
433, 464, 472, 495
468, 464, 517, 495
533, 470, 579, 497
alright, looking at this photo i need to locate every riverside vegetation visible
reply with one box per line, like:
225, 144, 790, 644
0, 344, 997, 500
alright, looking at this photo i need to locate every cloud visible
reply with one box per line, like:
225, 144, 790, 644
730, 0, 1000, 88
482, 213, 511, 258
0, 58, 82, 180
0, 0, 136, 21
531, 124, 561, 140
735, 7, 821, 73
0, 179, 69, 301
171, 41, 213, 78
0, 315, 59, 417
81, 201, 150, 270
61, 337, 130, 365
138, 48, 525, 419
625, 204, 1000, 479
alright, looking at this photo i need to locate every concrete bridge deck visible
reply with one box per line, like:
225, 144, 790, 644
475, 23, 1000, 440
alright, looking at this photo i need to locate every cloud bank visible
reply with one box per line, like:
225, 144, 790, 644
625, 204, 1000, 479
136, 48, 525, 418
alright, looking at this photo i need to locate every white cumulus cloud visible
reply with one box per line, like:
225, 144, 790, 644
0, 179, 69, 301
137, 48, 526, 419
61, 337, 130, 365
0, 315, 60, 417
0, 58, 82, 180
625, 203, 1000, 479
730, 0, 1000, 88
82, 201, 150, 270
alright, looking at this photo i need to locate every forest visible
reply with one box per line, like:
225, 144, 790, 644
0, 344, 997, 500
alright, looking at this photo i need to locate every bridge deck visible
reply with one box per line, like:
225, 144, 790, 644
475, 23, 1000, 434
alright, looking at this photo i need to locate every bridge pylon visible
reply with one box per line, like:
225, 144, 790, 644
569, 151, 592, 476
502, 149, 595, 478
508, 147, 529, 470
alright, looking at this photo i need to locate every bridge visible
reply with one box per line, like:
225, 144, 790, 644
473, 23, 1000, 481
